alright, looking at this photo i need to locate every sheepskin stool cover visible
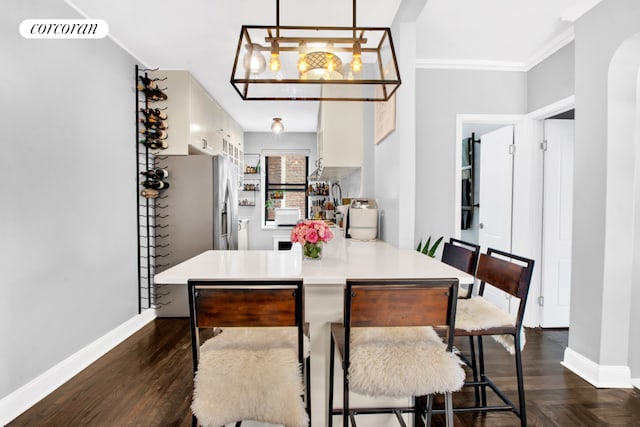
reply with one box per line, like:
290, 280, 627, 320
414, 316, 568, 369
192, 327, 309, 427
348, 326, 465, 398
455, 296, 526, 354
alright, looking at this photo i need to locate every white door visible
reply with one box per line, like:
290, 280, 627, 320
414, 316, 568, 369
541, 119, 574, 327
478, 125, 514, 312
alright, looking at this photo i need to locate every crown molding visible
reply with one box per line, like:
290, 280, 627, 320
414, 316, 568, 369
561, 0, 604, 23
525, 27, 575, 70
417, 26, 575, 73
416, 58, 527, 72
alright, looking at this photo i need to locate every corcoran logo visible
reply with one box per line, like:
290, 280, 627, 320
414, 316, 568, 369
19, 19, 109, 39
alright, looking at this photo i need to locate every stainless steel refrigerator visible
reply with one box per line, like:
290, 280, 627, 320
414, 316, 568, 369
155, 154, 238, 274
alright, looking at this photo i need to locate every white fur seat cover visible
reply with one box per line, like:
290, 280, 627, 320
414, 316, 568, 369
192, 327, 309, 427
455, 296, 526, 354
347, 326, 465, 398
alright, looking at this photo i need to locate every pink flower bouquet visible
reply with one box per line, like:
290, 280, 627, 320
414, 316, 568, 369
291, 219, 334, 259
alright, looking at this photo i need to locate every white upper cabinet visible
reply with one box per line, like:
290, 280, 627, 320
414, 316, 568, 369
316, 86, 363, 180
151, 70, 243, 158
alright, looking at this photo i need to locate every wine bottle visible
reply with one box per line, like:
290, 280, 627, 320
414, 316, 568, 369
139, 139, 168, 150
141, 179, 170, 190
139, 118, 168, 130
140, 108, 168, 121
137, 85, 168, 101
138, 75, 157, 88
140, 112, 161, 123
141, 169, 169, 180
140, 188, 159, 199
152, 109, 168, 120
140, 128, 167, 139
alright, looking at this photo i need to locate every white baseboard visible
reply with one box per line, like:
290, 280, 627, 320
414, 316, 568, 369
632, 379, 640, 389
0, 310, 156, 425
562, 347, 633, 388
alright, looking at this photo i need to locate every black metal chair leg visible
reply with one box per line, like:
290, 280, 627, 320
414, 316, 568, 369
329, 333, 335, 427
343, 374, 350, 427
468, 335, 480, 405
425, 394, 433, 427
478, 336, 487, 407
444, 392, 454, 427
514, 332, 527, 427
306, 355, 311, 426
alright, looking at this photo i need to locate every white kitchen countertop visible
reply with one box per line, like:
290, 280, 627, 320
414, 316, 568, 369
154, 236, 473, 286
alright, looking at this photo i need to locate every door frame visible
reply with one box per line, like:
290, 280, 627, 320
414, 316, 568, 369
529, 96, 575, 327
454, 114, 524, 241
455, 99, 575, 327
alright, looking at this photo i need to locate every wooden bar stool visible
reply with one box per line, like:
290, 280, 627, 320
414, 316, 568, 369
441, 238, 481, 299
440, 237, 482, 404
328, 278, 463, 427
453, 248, 535, 426
188, 279, 310, 427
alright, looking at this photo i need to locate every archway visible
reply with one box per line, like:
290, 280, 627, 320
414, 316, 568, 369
603, 32, 640, 386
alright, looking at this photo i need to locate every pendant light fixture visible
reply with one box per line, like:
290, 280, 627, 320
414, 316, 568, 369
230, 0, 401, 101
271, 117, 284, 134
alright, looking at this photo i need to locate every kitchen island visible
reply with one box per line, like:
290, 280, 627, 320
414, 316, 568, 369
154, 236, 473, 427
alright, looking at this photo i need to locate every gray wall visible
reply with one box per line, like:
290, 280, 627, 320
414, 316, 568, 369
0, 0, 138, 399
241, 132, 317, 250
414, 69, 527, 245
528, 42, 575, 112
570, 0, 640, 367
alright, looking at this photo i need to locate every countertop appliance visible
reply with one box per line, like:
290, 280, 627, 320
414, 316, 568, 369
274, 207, 300, 226
156, 154, 238, 273
347, 198, 378, 241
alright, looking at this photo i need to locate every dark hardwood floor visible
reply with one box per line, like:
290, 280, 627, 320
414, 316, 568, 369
8, 320, 640, 426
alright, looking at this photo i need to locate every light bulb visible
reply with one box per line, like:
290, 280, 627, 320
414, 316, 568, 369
242, 43, 266, 74
351, 41, 363, 73
270, 54, 280, 72
350, 55, 362, 73
269, 41, 280, 72
297, 52, 308, 72
326, 53, 335, 72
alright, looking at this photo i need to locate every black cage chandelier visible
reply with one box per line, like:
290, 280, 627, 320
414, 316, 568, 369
230, 0, 401, 101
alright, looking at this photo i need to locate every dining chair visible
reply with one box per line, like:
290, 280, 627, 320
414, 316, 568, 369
441, 238, 481, 298
328, 278, 464, 427
188, 279, 310, 427
453, 248, 535, 427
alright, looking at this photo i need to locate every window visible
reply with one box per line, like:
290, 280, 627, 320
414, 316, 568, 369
265, 155, 308, 223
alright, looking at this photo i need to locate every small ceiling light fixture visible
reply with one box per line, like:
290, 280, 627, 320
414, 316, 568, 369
271, 117, 284, 134
231, 0, 401, 101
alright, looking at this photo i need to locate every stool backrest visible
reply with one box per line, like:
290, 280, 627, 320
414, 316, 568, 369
476, 248, 535, 326
441, 238, 481, 277
188, 279, 305, 372
345, 278, 459, 351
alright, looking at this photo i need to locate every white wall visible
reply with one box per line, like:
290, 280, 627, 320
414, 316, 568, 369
528, 42, 575, 112
241, 132, 317, 250
414, 69, 527, 248
570, 0, 640, 372
1, 0, 138, 401
374, 14, 419, 248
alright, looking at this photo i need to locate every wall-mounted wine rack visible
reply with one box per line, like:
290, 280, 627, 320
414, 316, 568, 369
136, 65, 171, 313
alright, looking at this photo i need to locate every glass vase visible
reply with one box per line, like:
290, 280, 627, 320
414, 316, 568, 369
303, 242, 323, 260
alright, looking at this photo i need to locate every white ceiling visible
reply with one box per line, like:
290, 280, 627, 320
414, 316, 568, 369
67, 0, 595, 133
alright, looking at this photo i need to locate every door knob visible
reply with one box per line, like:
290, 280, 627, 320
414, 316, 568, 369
479, 223, 484, 229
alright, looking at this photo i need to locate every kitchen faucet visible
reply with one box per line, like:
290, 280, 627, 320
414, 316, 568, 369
331, 182, 342, 207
